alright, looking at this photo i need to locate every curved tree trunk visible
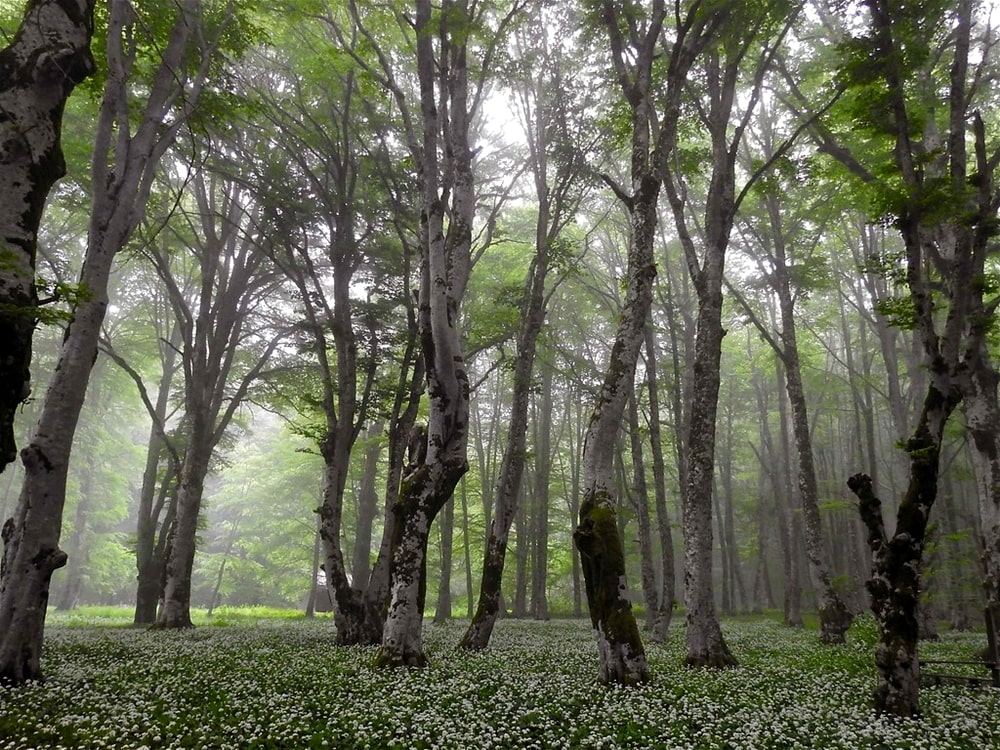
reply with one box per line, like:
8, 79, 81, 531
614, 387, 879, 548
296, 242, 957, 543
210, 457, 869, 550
573, 169, 658, 686
375, 0, 472, 668
0, 0, 95, 475
781, 329, 853, 643
0, 0, 201, 681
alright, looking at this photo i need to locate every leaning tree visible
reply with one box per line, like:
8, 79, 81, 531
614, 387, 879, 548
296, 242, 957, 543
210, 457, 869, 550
0, 0, 95, 477
0, 0, 231, 681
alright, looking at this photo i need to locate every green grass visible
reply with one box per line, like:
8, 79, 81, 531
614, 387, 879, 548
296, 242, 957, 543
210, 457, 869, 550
46, 605, 331, 629
1, 615, 997, 749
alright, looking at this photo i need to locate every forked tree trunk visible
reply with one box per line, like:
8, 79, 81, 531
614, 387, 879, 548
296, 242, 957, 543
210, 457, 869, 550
573, 172, 658, 686
375, 0, 472, 668
320, 436, 382, 645
377, 458, 467, 666
155, 429, 211, 629
847, 385, 954, 717
0, 0, 95, 475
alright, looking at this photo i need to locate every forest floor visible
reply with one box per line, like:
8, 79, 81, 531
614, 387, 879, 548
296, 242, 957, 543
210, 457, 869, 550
0, 611, 997, 749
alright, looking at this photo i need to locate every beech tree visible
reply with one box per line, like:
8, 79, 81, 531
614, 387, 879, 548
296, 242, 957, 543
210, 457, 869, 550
460, 0, 591, 651
0, 0, 95, 476
152, 160, 287, 629
0, 0, 216, 682
837, 0, 1000, 717
571, 0, 727, 685
662, 0, 802, 667
730, 99, 854, 643
373, 0, 477, 667
251, 26, 396, 643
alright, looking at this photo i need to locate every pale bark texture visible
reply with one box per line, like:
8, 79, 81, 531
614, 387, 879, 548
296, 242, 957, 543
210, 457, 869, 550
0, 0, 204, 682
644, 325, 675, 642
573, 0, 723, 688
736, 156, 853, 641
459, 4, 576, 646
664, 4, 795, 665
375, 0, 473, 668
834, 0, 998, 716
0, 0, 95, 476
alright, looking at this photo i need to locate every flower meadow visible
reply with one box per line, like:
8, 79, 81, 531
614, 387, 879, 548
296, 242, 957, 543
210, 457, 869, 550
0, 614, 998, 749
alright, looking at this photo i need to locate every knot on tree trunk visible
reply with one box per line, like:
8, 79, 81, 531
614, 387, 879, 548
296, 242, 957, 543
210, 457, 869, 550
31, 546, 67, 574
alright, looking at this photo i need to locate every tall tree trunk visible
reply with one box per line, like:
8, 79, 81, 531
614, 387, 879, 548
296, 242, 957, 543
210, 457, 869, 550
678, 248, 737, 667
573, 0, 722, 687
0, 0, 203, 681
774, 363, 803, 627
531, 365, 553, 621
643, 326, 675, 641
459, 199, 551, 644
433, 495, 454, 624
564, 389, 584, 618
375, 0, 473, 668
0, 0, 95, 475
773, 266, 853, 641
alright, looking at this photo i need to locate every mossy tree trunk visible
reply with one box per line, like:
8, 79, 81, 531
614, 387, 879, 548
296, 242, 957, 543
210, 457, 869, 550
579, 0, 727, 682
0, 0, 95, 476
847, 380, 956, 716
832, 0, 998, 716
375, 0, 473, 668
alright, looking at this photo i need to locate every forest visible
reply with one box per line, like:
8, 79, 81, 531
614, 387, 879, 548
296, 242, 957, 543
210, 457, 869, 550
1, 0, 1000, 743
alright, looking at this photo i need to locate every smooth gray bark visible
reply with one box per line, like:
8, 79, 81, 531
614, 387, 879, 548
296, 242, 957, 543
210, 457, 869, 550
644, 325, 675, 641
375, 0, 473, 668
